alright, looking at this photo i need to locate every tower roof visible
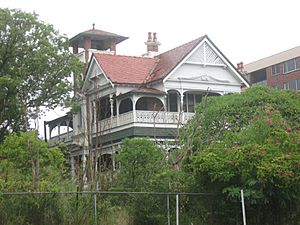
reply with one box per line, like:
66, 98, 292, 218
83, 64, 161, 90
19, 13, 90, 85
69, 28, 128, 50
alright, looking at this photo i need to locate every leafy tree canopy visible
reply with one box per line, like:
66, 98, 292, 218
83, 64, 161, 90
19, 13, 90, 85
114, 138, 168, 191
0, 8, 83, 142
181, 86, 300, 225
182, 86, 300, 152
0, 131, 67, 192
113, 138, 175, 225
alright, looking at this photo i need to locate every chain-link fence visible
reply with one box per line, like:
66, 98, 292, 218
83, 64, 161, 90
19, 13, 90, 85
0, 191, 246, 225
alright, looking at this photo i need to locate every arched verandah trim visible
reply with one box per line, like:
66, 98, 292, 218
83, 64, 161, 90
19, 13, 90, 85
135, 97, 165, 111
119, 98, 133, 114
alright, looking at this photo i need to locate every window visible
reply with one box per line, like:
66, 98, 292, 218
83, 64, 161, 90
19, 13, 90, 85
297, 80, 300, 90
283, 58, 299, 73
288, 80, 297, 90
272, 64, 280, 75
187, 94, 194, 112
283, 80, 300, 90
183, 93, 203, 112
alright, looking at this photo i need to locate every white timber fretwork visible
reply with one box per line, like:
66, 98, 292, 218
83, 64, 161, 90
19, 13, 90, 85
186, 41, 225, 66
82, 59, 113, 93
163, 37, 245, 94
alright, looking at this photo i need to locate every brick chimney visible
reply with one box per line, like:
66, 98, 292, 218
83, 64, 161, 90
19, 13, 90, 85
237, 62, 244, 73
145, 32, 160, 54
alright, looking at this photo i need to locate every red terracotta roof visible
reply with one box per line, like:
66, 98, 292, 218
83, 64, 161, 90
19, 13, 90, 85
93, 54, 158, 84
92, 36, 205, 84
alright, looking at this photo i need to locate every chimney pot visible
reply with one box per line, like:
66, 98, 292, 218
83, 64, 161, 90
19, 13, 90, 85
153, 32, 157, 42
148, 32, 152, 42
237, 62, 244, 72
145, 32, 160, 55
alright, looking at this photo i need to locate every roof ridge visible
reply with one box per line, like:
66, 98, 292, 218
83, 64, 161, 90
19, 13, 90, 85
143, 58, 160, 84
156, 35, 205, 57
83, 28, 123, 36
144, 35, 206, 83
94, 52, 157, 60
245, 45, 300, 66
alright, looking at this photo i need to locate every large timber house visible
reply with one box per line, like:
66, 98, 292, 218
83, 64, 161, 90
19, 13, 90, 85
44, 27, 249, 175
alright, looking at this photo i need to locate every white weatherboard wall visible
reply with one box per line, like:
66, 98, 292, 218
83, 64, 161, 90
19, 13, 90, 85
165, 64, 242, 93
164, 39, 243, 94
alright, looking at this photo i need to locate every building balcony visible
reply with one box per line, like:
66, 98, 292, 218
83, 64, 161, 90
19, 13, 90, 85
48, 131, 73, 146
97, 110, 195, 134
48, 110, 195, 146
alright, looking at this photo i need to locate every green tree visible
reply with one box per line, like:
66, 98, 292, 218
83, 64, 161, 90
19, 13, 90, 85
114, 138, 172, 225
0, 131, 66, 192
181, 86, 300, 225
0, 8, 83, 142
115, 138, 167, 191
0, 132, 71, 225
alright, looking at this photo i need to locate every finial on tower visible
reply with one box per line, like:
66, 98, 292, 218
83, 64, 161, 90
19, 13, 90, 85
92, 23, 95, 30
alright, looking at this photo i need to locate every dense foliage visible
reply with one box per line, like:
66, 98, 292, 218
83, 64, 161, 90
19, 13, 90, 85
114, 138, 173, 225
115, 138, 167, 191
0, 131, 70, 225
0, 8, 83, 142
181, 86, 300, 225
0, 131, 66, 192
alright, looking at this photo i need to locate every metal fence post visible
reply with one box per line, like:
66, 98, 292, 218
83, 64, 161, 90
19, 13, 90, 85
241, 189, 246, 225
167, 194, 170, 225
94, 192, 97, 225
176, 194, 179, 225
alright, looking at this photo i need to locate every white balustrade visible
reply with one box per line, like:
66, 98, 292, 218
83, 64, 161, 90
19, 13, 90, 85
95, 111, 195, 132
135, 110, 194, 124
183, 112, 195, 123
49, 131, 73, 144
97, 111, 134, 131
118, 111, 134, 126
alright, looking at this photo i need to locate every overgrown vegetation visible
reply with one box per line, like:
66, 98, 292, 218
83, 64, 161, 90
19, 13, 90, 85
180, 86, 300, 225
1, 76, 300, 225
1, 7, 300, 225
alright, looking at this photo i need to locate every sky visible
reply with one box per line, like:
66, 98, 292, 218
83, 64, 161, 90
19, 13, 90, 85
1, 0, 300, 135
2, 0, 300, 63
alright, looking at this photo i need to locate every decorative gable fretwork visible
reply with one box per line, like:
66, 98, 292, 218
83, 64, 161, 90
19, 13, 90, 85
187, 41, 225, 66
90, 64, 102, 79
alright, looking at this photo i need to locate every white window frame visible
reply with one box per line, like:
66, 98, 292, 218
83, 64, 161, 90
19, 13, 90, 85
271, 64, 280, 75
288, 80, 297, 90
297, 79, 300, 90
283, 58, 299, 74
